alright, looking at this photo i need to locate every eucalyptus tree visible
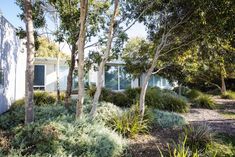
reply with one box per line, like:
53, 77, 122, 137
89, 0, 119, 117
125, 0, 235, 118
124, 0, 209, 119
49, 0, 110, 109
17, 0, 45, 124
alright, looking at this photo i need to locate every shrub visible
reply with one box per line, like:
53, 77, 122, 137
12, 91, 66, 107
145, 87, 163, 108
185, 89, 202, 100
182, 124, 213, 152
12, 122, 63, 155
173, 86, 190, 96
160, 93, 189, 113
124, 87, 141, 105
153, 110, 187, 128
221, 90, 235, 100
205, 141, 235, 157
96, 102, 123, 123
160, 137, 200, 157
110, 106, 149, 137
193, 95, 215, 109
1, 103, 127, 157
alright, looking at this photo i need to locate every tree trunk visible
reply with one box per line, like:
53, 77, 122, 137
76, 0, 88, 119
90, 0, 119, 117
139, 49, 160, 119
221, 72, 226, 94
139, 64, 155, 119
56, 49, 61, 103
24, 0, 35, 124
65, 44, 76, 107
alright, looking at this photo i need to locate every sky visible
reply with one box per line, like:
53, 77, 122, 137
0, 0, 147, 53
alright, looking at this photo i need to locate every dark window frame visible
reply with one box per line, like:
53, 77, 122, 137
33, 64, 45, 90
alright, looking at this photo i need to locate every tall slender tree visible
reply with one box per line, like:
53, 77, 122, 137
23, 0, 35, 124
76, 0, 88, 118
90, 0, 119, 117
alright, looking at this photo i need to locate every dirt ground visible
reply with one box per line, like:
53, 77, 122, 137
127, 98, 235, 157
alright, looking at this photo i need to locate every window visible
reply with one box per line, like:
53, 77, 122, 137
72, 70, 89, 90
105, 65, 131, 90
0, 68, 3, 88
34, 65, 45, 90
119, 66, 131, 90
105, 65, 118, 90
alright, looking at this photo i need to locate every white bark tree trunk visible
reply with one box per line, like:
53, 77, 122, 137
76, 0, 88, 119
90, 0, 119, 117
139, 51, 160, 119
24, 0, 35, 124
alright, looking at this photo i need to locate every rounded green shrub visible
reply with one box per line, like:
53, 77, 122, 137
185, 89, 202, 100
160, 93, 189, 113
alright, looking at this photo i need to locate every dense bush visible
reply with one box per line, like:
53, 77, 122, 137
173, 86, 190, 96
153, 110, 187, 128
205, 141, 235, 157
88, 87, 132, 107
0, 102, 126, 157
182, 124, 213, 152
124, 87, 141, 105
185, 89, 202, 100
88, 87, 189, 113
221, 90, 235, 100
193, 95, 215, 109
160, 93, 189, 113
12, 91, 66, 107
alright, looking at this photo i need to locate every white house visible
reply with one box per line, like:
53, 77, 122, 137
0, 15, 26, 114
33, 57, 172, 92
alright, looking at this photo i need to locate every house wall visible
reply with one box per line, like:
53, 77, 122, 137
0, 15, 26, 114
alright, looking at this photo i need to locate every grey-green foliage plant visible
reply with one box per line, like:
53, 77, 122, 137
0, 102, 126, 157
153, 110, 187, 128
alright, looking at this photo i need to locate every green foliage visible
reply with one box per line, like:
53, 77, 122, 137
124, 87, 141, 105
205, 141, 235, 157
193, 95, 215, 109
161, 137, 200, 157
153, 110, 187, 128
185, 89, 202, 100
182, 124, 213, 152
12, 91, 66, 107
88, 87, 132, 107
0, 102, 126, 157
96, 102, 123, 123
110, 106, 149, 138
221, 90, 235, 100
36, 37, 68, 58
173, 86, 191, 96
160, 93, 189, 113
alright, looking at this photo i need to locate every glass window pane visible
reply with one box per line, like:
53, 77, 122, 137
119, 66, 131, 90
34, 65, 45, 86
105, 65, 118, 90
148, 75, 155, 87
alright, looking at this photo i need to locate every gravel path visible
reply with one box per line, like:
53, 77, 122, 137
182, 99, 235, 135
